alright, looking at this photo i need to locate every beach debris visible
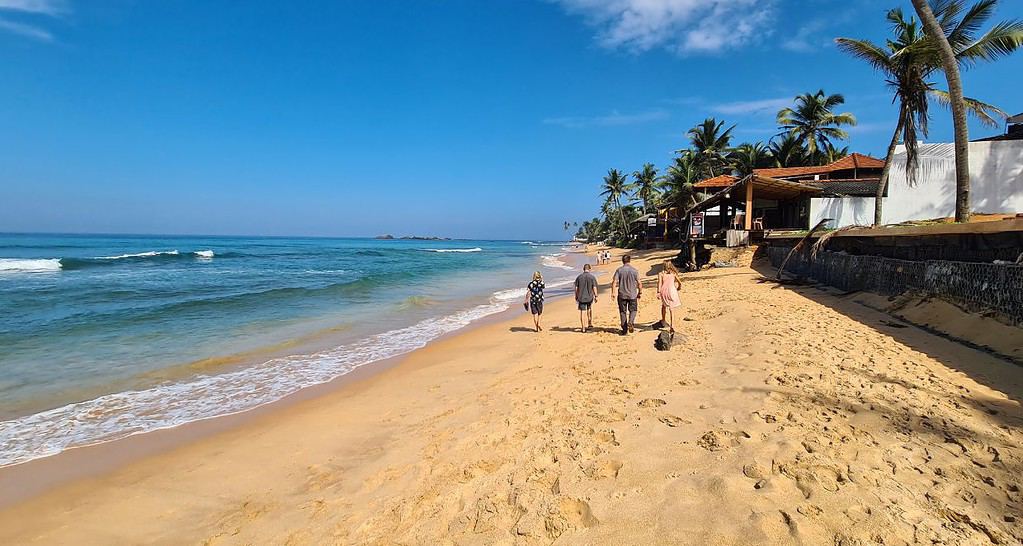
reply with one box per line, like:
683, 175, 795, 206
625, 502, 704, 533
654, 331, 675, 351
775, 218, 830, 281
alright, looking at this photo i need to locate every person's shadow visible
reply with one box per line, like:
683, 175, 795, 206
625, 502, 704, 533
549, 326, 621, 334
509, 326, 537, 333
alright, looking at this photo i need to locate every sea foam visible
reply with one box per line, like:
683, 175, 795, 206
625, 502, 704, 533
98, 250, 180, 260
0, 258, 62, 273
421, 248, 483, 253
0, 299, 514, 468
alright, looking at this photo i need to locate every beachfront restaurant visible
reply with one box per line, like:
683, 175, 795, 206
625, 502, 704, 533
685, 175, 822, 246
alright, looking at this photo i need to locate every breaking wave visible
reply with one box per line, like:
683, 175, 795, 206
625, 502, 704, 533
0, 258, 63, 273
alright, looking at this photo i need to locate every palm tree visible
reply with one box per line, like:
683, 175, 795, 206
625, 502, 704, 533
683, 118, 735, 178
822, 144, 850, 164
776, 90, 857, 164
837, 0, 1021, 224
768, 134, 808, 168
913, 0, 970, 222
729, 142, 773, 177
630, 163, 660, 214
662, 152, 702, 211
600, 169, 630, 238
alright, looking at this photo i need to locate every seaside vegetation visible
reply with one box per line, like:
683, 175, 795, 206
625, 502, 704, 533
574, 91, 856, 246
575, 0, 1022, 244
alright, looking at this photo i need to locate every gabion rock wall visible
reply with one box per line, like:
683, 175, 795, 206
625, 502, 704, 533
768, 246, 1023, 325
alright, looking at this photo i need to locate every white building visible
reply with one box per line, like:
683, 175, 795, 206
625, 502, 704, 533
809, 125, 1023, 228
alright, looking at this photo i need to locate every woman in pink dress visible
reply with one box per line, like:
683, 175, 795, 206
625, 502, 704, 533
657, 260, 683, 332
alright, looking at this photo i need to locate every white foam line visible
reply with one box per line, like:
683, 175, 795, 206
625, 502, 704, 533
0, 300, 512, 468
0, 258, 62, 273
98, 250, 179, 260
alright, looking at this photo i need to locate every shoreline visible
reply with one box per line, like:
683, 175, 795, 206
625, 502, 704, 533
3, 247, 1021, 544
0, 246, 598, 507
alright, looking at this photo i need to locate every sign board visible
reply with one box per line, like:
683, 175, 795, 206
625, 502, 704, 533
690, 212, 704, 236
646, 217, 657, 227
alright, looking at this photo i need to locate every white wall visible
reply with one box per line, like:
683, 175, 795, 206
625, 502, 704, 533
883, 140, 1023, 223
810, 140, 1023, 228
810, 196, 876, 228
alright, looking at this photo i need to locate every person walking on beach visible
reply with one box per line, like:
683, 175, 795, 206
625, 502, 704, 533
611, 255, 641, 336
574, 264, 598, 333
657, 260, 683, 333
524, 271, 545, 332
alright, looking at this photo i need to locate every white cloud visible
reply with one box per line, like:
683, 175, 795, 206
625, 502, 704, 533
543, 109, 670, 128
551, 0, 775, 54
781, 19, 830, 52
0, 0, 66, 15
711, 97, 793, 115
0, 0, 65, 41
0, 17, 51, 40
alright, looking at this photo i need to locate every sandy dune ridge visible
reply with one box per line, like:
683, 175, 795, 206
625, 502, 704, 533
1, 249, 1021, 545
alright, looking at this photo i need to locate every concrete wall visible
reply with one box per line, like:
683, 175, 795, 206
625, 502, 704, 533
812, 140, 1022, 228
884, 140, 1023, 224
810, 196, 875, 228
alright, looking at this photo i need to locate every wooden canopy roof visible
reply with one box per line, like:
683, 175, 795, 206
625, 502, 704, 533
685, 175, 822, 215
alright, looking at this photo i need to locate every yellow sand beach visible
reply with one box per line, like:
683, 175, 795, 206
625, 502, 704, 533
2, 249, 1022, 544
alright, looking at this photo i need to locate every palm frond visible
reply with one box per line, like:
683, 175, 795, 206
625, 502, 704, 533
834, 38, 893, 73
955, 20, 1023, 66
929, 89, 1008, 127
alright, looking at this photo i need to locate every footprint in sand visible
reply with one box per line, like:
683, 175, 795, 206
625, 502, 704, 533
697, 430, 743, 451
659, 415, 690, 427
638, 398, 667, 408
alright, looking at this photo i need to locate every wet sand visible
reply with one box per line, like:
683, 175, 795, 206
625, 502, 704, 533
2, 249, 1021, 544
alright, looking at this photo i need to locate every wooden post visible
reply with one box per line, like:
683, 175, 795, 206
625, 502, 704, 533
744, 181, 754, 231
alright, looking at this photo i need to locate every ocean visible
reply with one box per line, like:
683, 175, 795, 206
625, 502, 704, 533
0, 234, 581, 467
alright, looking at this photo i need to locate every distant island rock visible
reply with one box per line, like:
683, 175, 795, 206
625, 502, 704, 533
374, 234, 451, 241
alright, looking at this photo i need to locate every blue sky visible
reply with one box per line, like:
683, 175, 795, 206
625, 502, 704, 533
1, 0, 1020, 239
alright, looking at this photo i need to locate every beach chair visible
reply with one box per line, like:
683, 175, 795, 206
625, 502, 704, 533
730, 214, 745, 230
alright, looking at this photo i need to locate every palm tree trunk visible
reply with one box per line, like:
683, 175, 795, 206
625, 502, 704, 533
874, 110, 906, 226
910, 0, 971, 222
617, 198, 627, 239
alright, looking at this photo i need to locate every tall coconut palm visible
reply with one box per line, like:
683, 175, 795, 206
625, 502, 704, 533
630, 163, 660, 214
913, 0, 971, 221
683, 118, 735, 178
729, 142, 774, 177
776, 90, 857, 164
600, 169, 630, 237
837, 0, 1021, 224
661, 152, 702, 211
768, 134, 809, 168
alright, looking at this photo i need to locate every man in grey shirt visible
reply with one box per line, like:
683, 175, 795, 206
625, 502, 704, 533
611, 254, 641, 335
574, 263, 598, 333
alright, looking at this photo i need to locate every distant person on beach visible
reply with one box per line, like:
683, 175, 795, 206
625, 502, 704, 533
657, 260, 683, 332
574, 264, 598, 333
611, 255, 641, 335
524, 271, 545, 332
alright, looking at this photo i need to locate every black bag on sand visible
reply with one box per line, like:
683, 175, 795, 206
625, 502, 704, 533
655, 330, 674, 351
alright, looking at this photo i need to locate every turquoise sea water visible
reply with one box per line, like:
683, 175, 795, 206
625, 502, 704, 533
0, 234, 580, 467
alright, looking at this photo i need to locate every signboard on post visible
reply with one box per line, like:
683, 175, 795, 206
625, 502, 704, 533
646, 217, 657, 227
690, 212, 704, 236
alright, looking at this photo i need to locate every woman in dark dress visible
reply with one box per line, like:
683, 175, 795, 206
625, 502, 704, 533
524, 271, 545, 332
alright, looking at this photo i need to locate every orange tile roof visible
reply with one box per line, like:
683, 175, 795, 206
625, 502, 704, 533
693, 174, 738, 188
754, 153, 884, 179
